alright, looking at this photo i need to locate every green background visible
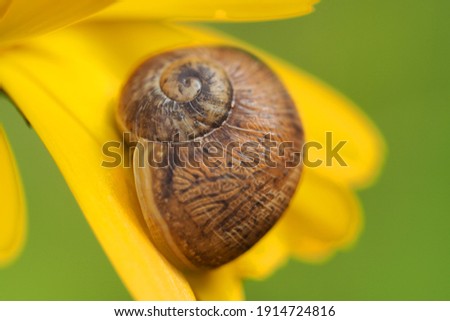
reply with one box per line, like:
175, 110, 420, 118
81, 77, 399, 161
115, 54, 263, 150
1, 0, 449, 300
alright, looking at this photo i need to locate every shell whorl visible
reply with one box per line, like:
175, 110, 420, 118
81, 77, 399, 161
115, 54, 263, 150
118, 50, 233, 142
117, 46, 304, 270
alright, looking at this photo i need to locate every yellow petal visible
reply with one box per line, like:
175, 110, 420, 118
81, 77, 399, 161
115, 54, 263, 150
0, 27, 194, 300
273, 66, 386, 188
186, 267, 244, 300
0, 0, 113, 45
280, 168, 363, 262
0, 125, 26, 266
230, 222, 289, 280
94, 0, 318, 22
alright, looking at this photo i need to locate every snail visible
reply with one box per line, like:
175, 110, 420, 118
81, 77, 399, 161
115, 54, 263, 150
117, 46, 304, 270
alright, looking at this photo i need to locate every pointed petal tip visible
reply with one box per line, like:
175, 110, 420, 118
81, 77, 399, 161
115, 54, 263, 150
0, 125, 27, 267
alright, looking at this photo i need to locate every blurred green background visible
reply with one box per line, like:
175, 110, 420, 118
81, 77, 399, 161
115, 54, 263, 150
1, 0, 449, 300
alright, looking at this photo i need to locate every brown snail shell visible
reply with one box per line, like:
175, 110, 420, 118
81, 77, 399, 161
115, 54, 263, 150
117, 46, 304, 270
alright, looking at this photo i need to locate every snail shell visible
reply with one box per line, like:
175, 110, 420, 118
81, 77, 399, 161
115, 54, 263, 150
117, 46, 304, 270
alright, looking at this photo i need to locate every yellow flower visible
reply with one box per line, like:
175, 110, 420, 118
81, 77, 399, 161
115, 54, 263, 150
0, 0, 385, 300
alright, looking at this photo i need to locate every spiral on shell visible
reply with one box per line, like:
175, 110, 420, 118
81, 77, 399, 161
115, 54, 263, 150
117, 46, 304, 270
